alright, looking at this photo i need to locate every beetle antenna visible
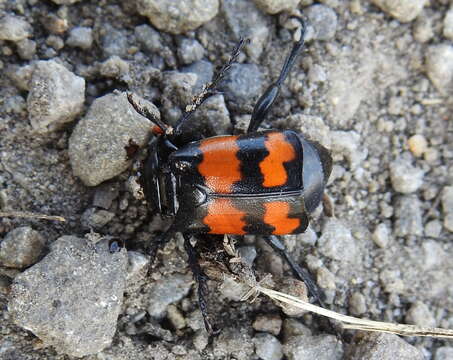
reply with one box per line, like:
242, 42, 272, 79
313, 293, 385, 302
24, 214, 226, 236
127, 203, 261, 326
127, 92, 174, 136
173, 38, 250, 136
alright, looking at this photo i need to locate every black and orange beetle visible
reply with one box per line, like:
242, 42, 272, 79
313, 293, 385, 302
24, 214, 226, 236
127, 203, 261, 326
127, 18, 332, 333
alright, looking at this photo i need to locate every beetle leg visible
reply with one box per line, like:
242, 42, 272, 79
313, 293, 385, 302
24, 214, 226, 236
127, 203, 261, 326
247, 18, 307, 133
263, 235, 325, 308
173, 38, 249, 137
183, 234, 219, 335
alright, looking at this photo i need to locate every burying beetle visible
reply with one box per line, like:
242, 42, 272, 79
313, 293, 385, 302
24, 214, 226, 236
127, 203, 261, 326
127, 18, 332, 334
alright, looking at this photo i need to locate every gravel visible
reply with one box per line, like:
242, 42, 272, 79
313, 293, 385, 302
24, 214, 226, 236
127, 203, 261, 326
305, 4, 338, 41
68, 92, 154, 186
252, 0, 301, 15
66, 26, 93, 49
0, 227, 45, 269
1, 2, 452, 359
425, 44, 453, 95
252, 314, 282, 336
405, 301, 437, 328
394, 195, 423, 237
146, 273, 193, 319
135, 0, 220, 35
283, 334, 343, 360
177, 38, 205, 65
222, 0, 270, 60
389, 156, 424, 194
0, 15, 32, 42
220, 63, 264, 109
27, 60, 85, 133
8, 236, 127, 357
253, 333, 284, 360
370, 0, 427, 23
444, 7, 453, 40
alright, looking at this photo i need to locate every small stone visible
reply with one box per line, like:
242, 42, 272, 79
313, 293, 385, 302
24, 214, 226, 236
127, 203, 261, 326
370, 0, 427, 23
193, 330, 209, 351
16, 39, 36, 60
81, 208, 115, 230
424, 220, 442, 238
127, 251, 149, 278
444, 213, 453, 233
282, 319, 312, 342
42, 14, 69, 35
330, 131, 365, 169
436, 347, 453, 360
0, 227, 45, 269
8, 236, 127, 357
102, 26, 129, 57
318, 218, 358, 263
182, 59, 214, 92
50, 0, 82, 4
348, 333, 423, 359
136, 0, 219, 35
372, 223, 390, 248
252, 314, 282, 336
220, 63, 264, 109
46, 35, 64, 50
413, 17, 434, 43
380, 269, 405, 294
147, 273, 193, 319
444, 7, 453, 40
177, 38, 204, 65
66, 27, 93, 49
0, 15, 32, 42
69, 92, 154, 186
305, 4, 338, 41
349, 292, 367, 316
99, 56, 130, 78
441, 186, 453, 214
222, 0, 269, 60
424, 148, 439, 163
166, 304, 186, 330
135, 24, 163, 54
389, 157, 424, 194
27, 60, 85, 133
425, 44, 453, 95
93, 183, 120, 209
308, 64, 327, 83
191, 94, 231, 136
276, 278, 308, 317
219, 275, 250, 301
213, 327, 255, 360
407, 134, 428, 157
6, 64, 34, 91
252, 0, 300, 14
253, 333, 283, 360
316, 267, 336, 290
283, 334, 343, 360
238, 246, 257, 268
394, 195, 423, 237
405, 301, 436, 328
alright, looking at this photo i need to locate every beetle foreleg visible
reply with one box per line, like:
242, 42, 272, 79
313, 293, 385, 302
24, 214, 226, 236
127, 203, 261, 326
183, 234, 219, 335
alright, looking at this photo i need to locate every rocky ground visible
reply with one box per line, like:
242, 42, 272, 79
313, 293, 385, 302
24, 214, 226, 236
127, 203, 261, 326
0, 0, 452, 359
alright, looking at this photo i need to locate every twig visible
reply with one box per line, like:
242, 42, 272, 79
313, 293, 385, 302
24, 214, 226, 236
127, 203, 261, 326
0, 211, 66, 222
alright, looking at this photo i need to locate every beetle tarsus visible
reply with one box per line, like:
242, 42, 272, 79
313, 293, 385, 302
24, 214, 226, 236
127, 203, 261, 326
183, 234, 219, 336
247, 17, 306, 133
263, 235, 325, 307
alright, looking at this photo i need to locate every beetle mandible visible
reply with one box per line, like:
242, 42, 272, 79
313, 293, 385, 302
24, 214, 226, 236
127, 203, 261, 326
127, 18, 332, 334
